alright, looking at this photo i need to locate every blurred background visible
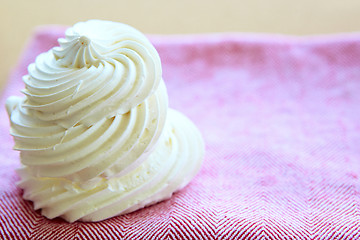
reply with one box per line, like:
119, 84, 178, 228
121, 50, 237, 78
1, 0, 360, 89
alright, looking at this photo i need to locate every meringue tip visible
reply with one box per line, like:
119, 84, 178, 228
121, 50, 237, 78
53, 33, 102, 68
78, 36, 91, 46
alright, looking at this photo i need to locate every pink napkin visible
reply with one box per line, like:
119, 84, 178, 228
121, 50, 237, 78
1, 27, 360, 239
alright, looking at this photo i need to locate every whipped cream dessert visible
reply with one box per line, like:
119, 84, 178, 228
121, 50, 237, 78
6, 20, 204, 222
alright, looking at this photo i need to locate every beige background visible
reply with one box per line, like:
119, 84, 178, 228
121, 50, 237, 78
1, 0, 360, 89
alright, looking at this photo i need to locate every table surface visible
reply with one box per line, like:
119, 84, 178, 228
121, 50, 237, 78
1, 0, 360, 90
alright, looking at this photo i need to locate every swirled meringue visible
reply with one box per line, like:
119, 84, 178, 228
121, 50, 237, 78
6, 20, 204, 222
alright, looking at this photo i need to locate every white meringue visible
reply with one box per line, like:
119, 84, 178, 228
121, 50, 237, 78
6, 20, 204, 222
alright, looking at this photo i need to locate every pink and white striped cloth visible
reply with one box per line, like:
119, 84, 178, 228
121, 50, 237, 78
1, 26, 360, 239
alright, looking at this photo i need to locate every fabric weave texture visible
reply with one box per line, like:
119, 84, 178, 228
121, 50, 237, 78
1, 27, 360, 239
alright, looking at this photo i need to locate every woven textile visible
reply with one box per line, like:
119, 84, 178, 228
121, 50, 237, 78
1, 27, 360, 239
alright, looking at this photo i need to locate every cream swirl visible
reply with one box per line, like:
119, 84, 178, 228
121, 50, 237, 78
6, 20, 204, 222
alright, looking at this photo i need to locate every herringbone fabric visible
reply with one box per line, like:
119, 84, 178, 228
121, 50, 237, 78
1, 27, 360, 239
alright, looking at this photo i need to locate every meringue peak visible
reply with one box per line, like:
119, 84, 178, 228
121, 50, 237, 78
53, 34, 102, 68
78, 35, 91, 46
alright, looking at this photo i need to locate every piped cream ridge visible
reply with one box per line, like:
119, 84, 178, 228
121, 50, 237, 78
6, 20, 204, 222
